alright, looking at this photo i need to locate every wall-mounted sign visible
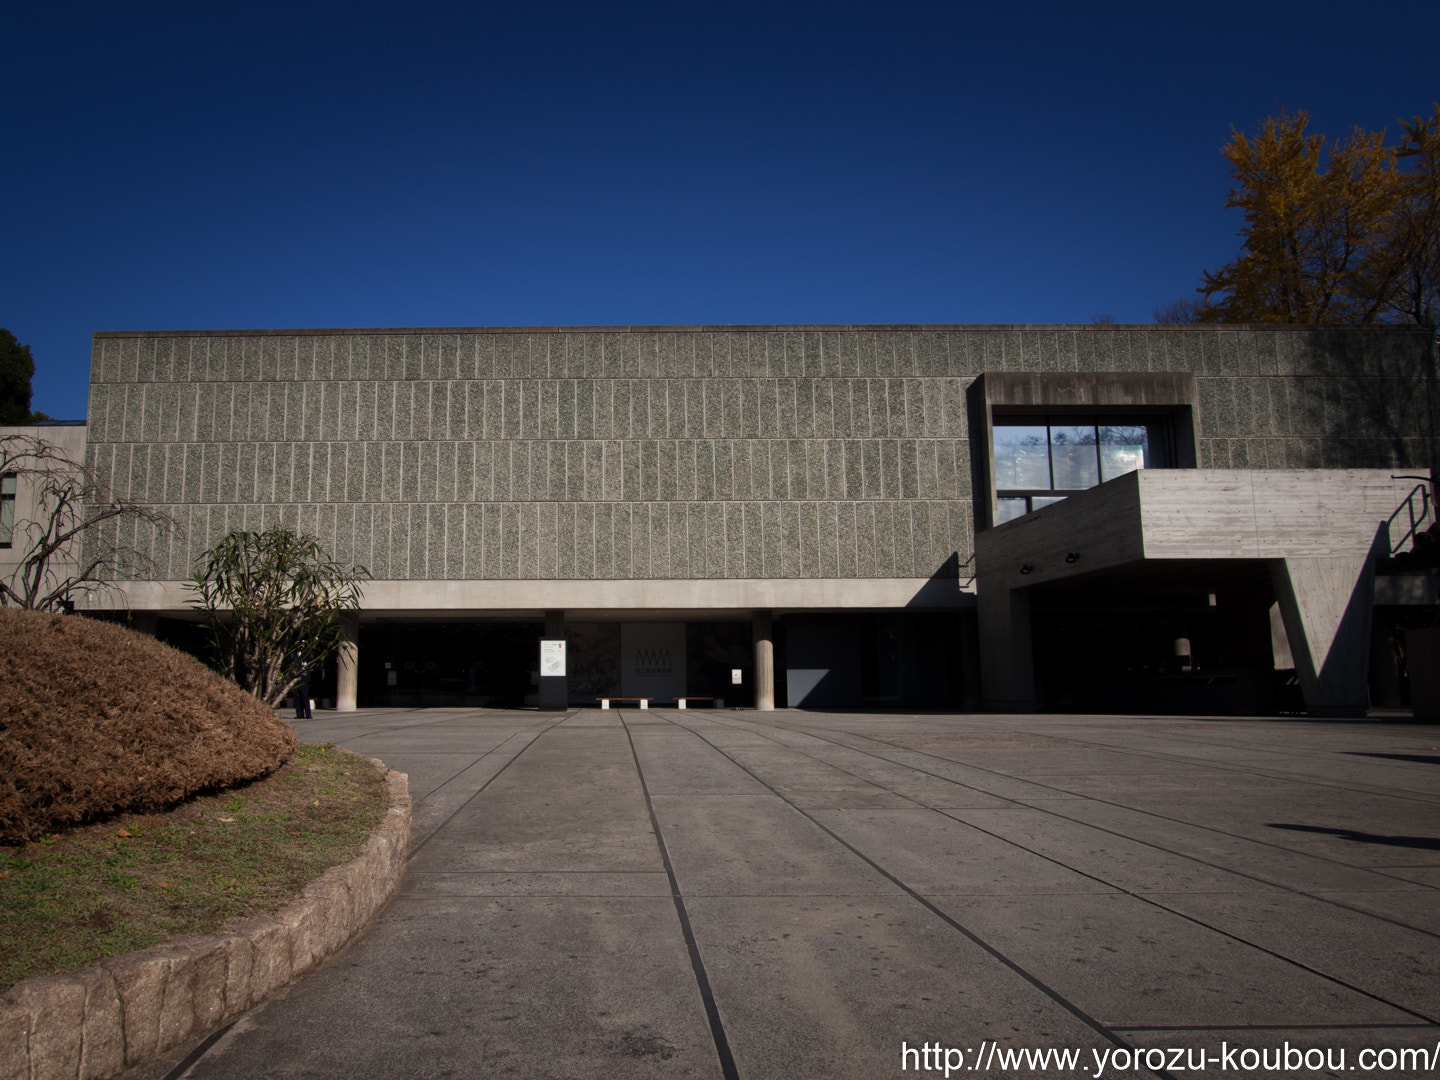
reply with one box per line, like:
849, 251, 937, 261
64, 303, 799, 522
540, 639, 566, 677
732, 668, 743, 685
621, 623, 686, 701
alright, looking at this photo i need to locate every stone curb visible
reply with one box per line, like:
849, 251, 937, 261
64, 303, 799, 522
0, 758, 410, 1080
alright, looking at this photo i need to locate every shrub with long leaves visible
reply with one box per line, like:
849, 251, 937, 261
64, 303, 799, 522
190, 527, 368, 708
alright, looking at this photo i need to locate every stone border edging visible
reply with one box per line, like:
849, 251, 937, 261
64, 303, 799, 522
0, 759, 410, 1080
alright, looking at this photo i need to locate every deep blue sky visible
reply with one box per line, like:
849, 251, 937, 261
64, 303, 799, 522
6, 0, 1438, 421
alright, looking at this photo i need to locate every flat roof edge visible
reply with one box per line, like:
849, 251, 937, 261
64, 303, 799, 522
90, 324, 1436, 339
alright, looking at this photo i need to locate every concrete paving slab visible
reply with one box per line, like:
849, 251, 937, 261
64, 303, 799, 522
801, 745, 1020, 808
941, 807, 1289, 895
408, 727, 661, 874
685, 894, 1115, 1080
177, 896, 721, 1080
649, 792, 904, 897
558, 711, 626, 726
816, 737, 1090, 801
716, 746, 875, 791
1102, 1026, 1440, 1078
898, 747, 1231, 778
784, 788, 917, 810
1142, 891, 1440, 1021
1034, 778, 1440, 864
929, 893, 1414, 1028
809, 808, 1118, 896
628, 729, 770, 795
401, 748, 537, 844
150, 709, 1440, 1080
1373, 865, 1440, 888
405, 872, 674, 898
1035, 798, 1433, 895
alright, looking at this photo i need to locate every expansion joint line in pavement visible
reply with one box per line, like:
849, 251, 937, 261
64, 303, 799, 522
687, 716, 1440, 1029
406, 711, 576, 860
666, 715, 1177, 1080
160, 1021, 237, 1080
622, 718, 741, 1080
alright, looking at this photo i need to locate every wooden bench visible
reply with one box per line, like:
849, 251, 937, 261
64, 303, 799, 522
675, 697, 724, 709
596, 697, 651, 709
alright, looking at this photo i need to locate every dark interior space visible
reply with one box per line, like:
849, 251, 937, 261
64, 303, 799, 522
686, 621, 754, 707
785, 613, 966, 709
1029, 581, 1286, 714
359, 620, 543, 708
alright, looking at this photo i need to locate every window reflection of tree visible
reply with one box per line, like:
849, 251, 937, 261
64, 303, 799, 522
993, 417, 1160, 520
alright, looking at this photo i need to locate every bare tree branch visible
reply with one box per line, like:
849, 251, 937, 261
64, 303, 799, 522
0, 434, 177, 611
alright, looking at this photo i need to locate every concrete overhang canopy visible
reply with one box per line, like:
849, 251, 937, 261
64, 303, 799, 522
975, 469, 1411, 591
974, 468, 1417, 717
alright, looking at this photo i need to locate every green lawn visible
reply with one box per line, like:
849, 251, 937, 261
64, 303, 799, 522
0, 744, 388, 992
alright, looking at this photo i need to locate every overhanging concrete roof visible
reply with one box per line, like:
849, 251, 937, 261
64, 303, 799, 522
975, 469, 1419, 593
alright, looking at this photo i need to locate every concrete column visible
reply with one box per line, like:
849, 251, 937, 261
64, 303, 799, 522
1370, 617, 1404, 709
336, 613, 359, 713
753, 610, 774, 711
1269, 602, 1295, 669
1269, 526, 1384, 717
977, 585, 1035, 712
538, 610, 568, 711
958, 607, 982, 710
1173, 637, 1193, 672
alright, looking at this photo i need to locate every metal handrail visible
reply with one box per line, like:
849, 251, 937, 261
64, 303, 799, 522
1387, 482, 1433, 554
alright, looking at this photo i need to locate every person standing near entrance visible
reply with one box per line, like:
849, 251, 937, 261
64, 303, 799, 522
293, 652, 313, 719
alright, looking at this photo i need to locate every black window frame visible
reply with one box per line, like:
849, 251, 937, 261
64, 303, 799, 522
992, 414, 1175, 524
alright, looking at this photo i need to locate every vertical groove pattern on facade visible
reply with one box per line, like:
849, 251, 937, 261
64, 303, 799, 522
85, 327, 1436, 582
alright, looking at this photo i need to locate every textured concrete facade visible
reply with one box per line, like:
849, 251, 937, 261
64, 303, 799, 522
74, 323, 1437, 712
83, 324, 1437, 592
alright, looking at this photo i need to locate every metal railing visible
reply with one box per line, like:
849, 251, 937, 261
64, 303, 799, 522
1387, 480, 1434, 554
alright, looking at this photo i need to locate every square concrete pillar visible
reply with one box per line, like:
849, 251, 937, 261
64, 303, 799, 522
977, 585, 1035, 712
538, 610, 568, 711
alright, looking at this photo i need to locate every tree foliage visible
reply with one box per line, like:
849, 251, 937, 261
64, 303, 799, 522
1190, 106, 1440, 327
1152, 296, 1209, 324
0, 435, 176, 611
190, 527, 368, 709
0, 329, 37, 424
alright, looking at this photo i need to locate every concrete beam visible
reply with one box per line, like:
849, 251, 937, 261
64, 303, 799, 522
84, 576, 976, 616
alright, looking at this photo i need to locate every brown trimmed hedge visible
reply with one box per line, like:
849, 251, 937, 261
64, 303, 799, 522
0, 610, 298, 843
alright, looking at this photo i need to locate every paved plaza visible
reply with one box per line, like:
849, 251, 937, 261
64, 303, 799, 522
148, 708, 1440, 1079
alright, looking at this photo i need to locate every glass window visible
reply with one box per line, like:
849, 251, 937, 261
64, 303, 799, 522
996, 497, 1029, 524
1048, 425, 1100, 489
992, 425, 1050, 490
0, 474, 14, 547
1098, 425, 1148, 482
992, 415, 1170, 524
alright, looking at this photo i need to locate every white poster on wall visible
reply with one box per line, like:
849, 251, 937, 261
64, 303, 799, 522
621, 622, 686, 703
540, 639, 566, 677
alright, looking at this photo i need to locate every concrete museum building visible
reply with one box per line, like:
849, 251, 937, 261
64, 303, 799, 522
28, 324, 1440, 716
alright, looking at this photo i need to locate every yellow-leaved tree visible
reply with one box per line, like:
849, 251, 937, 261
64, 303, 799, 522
1160, 106, 1439, 327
